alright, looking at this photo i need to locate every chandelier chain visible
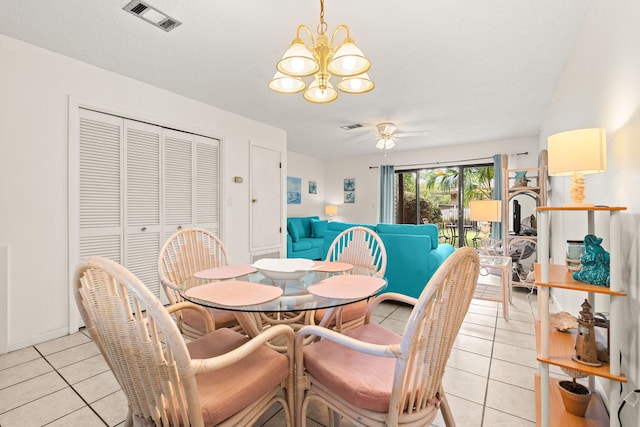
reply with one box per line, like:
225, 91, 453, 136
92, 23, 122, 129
317, 0, 327, 35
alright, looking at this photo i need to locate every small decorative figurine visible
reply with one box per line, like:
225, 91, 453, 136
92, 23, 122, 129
572, 299, 601, 367
572, 234, 610, 287
513, 171, 529, 187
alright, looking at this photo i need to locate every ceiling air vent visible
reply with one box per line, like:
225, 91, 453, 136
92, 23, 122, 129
340, 123, 364, 131
123, 0, 182, 32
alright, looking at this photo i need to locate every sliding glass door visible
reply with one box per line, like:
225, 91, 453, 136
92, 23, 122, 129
395, 163, 494, 247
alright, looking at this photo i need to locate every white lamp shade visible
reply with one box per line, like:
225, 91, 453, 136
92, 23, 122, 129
337, 73, 375, 94
470, 200, 502, 222
548, 128, 607, 176
328, 41, 371, 76
303, 79, 338, 103
277, 42, 319, 77
325, 205, 338, 216
268, 72, 306, 94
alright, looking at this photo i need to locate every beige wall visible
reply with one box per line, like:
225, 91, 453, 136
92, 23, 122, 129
285, 151, 326, 219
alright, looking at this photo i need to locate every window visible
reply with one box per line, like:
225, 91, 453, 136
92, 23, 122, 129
395, 163, 494, 247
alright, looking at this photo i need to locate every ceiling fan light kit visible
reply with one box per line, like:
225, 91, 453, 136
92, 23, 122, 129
269, 0, 374, 104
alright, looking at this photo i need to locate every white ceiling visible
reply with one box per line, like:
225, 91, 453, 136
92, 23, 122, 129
0, 0, 589, 159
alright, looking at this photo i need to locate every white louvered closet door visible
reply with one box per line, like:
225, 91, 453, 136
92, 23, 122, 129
163, 129, 193, 237
78, 109, 123, 264
195, 135, 220, 236
124, 119, 162, 298
75, 109, 222, 304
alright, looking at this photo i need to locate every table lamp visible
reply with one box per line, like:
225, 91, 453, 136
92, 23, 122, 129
325, 204, 338, 221
547, 128, 606, 206
470, 199, 502, 252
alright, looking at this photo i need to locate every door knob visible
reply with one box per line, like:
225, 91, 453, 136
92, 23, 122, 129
252, 198, 258, 203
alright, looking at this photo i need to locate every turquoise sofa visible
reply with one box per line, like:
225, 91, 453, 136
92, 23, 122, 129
321, 222, 455, 298
286, 216, 327, 260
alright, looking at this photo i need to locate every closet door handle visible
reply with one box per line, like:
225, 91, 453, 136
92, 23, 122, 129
177, 225, 182, 230
141, 227, 147, 232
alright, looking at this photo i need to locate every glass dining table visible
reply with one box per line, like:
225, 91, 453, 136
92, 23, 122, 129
178, 261, 387, 347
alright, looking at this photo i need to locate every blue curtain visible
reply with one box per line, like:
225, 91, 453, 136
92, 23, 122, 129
492, 154, 503, 239
379, 165, 395, 223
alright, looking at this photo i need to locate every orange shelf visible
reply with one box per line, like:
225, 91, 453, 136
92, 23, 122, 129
537, 206, 626, 212
535, 322, 626, 382
535, 375, 609, 427
534, 264, 627, 296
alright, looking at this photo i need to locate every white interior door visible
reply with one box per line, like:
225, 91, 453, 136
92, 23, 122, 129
250, 144, 282, 253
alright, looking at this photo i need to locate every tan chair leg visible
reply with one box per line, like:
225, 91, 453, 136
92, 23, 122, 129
440, 393, 456, 427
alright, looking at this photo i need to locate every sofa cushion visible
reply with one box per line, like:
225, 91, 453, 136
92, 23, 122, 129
376, 223, 439, 250
287, 220, 301, 242
311, 219, 329, 238
292, 239, 312, 251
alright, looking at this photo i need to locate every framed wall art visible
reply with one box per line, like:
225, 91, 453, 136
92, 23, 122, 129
287, 176, 301, 204
344, 178, 355, 191
309, 180, 317, 194
344, 191, 355, 203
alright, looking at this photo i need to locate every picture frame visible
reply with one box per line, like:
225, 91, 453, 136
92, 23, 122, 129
309, 180, 317, 194
287, 176, 301, 204
344, 191, 355, 203
344, 178, 355, 191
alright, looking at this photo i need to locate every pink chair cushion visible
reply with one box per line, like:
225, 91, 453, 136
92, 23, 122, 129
314, 300, 368, 325
182, 306, 238, 332
187, 328, 289, 425
303, 323, 402, 412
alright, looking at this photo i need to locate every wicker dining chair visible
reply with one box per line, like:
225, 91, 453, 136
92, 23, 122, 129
75, 256, 294, 427
159, 227, 239, 338
314, 226, 387, 332
296, 247, 480, 427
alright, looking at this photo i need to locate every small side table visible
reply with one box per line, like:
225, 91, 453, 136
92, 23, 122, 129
475, 255, 512, 320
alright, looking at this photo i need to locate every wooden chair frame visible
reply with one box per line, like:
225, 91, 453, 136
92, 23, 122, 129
320, 226, 387, 331
295, 247, 480, 426
158, 227, 237, 337
75, 256, 294, 427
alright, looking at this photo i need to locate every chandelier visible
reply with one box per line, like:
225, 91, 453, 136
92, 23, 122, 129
268, 0, 374, 104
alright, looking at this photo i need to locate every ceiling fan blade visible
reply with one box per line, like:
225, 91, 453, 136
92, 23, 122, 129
394, 130, 430, 138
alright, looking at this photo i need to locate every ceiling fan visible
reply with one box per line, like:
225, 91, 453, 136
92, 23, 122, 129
373, 122, 429, 152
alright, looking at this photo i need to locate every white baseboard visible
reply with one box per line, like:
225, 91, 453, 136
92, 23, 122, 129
0, 246, 7, 355
8, 327, 73, 353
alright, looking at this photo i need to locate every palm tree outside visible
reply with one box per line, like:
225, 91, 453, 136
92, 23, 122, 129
395, 164, 495, 247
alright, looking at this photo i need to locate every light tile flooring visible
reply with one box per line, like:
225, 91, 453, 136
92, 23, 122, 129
0, 288, 557, 427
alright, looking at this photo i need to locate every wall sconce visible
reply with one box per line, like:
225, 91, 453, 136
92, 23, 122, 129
548, 128, 607, 206
325, 204, 338, 221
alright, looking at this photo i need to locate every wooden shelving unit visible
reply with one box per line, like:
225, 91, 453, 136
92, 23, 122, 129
534, 263, 627, 296
535, 322, 627, 382
535, 206, 627, 427
535, 375, 609, 427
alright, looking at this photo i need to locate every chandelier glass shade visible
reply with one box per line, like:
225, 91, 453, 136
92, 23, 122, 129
269, 0, 374, 104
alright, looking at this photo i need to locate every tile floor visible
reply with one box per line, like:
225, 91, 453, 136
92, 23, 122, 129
0, 287, 560, 427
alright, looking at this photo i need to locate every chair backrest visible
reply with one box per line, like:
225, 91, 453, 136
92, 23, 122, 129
325, 226, 387, 277
74, 256, 204, 426
159, 227, 229, 304
388, 247, 479, 423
